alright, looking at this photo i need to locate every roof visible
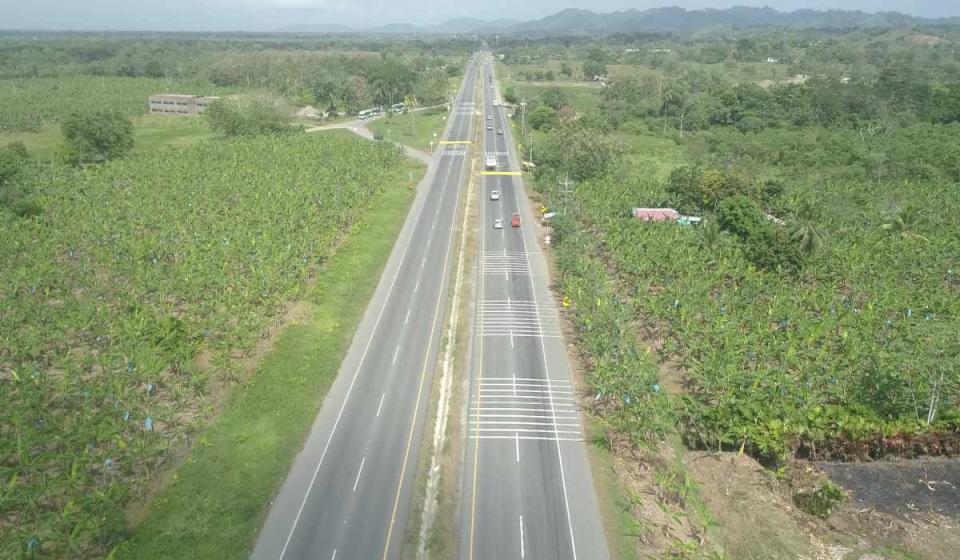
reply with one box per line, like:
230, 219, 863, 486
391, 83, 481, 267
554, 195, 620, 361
632, 208, 680, 221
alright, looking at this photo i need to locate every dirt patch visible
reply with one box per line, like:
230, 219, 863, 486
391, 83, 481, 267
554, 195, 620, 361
819, 458, 960, 519
690, 452, 960, 560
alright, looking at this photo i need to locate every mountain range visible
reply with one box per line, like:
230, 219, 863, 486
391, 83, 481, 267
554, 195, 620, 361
279, 7, 960, 35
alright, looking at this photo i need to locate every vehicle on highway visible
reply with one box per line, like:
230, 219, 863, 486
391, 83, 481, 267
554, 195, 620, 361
493, 218, 503, 229
487, 114, 493, 120
485, 155, 497, 170
511, 212, 521, 227
497, 128, 503, 135
490, 190, 500, 200
487, 123, 493, 131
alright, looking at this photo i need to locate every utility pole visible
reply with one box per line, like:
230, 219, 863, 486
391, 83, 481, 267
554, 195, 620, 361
558, 174, 574, 215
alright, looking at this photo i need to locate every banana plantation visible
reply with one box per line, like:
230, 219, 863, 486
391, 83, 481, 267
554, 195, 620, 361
0, 133, 407, 557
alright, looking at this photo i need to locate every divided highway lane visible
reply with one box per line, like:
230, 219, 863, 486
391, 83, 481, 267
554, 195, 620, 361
460, 57, 610, 560
251, 55, 480, 560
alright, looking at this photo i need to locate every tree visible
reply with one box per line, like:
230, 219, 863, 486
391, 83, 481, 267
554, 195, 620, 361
206, 94, 293, 137
541, 87, 570, 111
717, 195, 766, 239
538, 122, 621, 182
60, 109, 134, 165
560, 63, 573, 78
583, 60, 606, 79
502, 85, 518, 104
528, 106, 557, 131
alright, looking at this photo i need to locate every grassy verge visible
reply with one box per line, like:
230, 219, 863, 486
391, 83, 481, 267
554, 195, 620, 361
0, 114, 213, 161
111, 151, 421, 560
367, 108, 449, 152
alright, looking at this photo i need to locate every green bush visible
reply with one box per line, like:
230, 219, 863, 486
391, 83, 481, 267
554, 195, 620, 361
60, 108, 135, 165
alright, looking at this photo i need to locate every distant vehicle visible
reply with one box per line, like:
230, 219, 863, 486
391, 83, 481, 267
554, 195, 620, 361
485, 155, 497, 170
493, 218, 503, 229
511, 212, 521, 227
391, 102, 406, 114
487, 123, 493, 131
357, 108, 376, 120
490, 190, 500, 200
487, 114, 493, 120
493, 100, 500, 107
497, 128, 503, 135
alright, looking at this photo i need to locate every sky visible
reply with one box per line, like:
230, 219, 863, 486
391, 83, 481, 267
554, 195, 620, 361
0, 0, 957, 31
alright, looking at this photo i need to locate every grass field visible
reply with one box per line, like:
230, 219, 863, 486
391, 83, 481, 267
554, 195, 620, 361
367, 107, 450, 152
0, 115, 214, 161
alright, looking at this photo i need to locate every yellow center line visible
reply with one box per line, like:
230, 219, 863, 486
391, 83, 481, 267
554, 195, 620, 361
439, 140, 472, 145
480, 171, 521, 176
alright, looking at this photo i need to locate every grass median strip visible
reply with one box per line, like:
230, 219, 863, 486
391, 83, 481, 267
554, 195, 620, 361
112, 157, 420, 560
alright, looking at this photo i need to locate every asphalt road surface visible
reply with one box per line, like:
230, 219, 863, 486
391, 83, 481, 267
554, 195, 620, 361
251, 54, 480, 560
459, 55, 611, 560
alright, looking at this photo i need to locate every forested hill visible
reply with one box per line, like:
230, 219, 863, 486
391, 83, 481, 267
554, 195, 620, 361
277, 7, 960, 35
508, 7, 960, 34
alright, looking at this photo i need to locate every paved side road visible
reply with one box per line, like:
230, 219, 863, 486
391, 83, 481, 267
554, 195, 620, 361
306, 110, 436, 165
251, 56, 481, 560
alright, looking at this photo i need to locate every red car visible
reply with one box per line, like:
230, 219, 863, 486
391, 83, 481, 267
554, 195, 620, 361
511, 212, 521, 227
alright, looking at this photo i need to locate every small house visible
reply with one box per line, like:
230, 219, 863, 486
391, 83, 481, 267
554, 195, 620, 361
632, 208, 680, 222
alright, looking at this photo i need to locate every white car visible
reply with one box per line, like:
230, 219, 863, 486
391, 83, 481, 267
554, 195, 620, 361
490, 190, 500, 200
493, 218, 503, 229
487, 114, 493, 120
484, 155, 497, 170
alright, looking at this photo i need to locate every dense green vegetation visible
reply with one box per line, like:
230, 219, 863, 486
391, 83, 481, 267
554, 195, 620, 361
503, 27, 960, 465
0, 132, 410, 558
0, 33, 470, 132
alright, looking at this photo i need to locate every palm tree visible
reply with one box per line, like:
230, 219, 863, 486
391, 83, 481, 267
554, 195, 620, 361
882, 204, 928, 241
790, 200, 828, 256
404, 94, 418, 135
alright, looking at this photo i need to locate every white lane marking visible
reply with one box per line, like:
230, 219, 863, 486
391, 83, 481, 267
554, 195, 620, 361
508, 296, 514, 348
353, 457, 366, 492
275, 109, 461, 560
405, 308, 411, 324
472, 435, 584, 441
377, 393, 386, 417
421, 256, 427, 268
415, 279, 421, 292
515, 432, 520, 463
393, 345, 401, 364
519, 515, 525, 559
480, 377, 572, 383
426, 236, 432, 248
331, 549, 337, 560
470, 427, 582, 434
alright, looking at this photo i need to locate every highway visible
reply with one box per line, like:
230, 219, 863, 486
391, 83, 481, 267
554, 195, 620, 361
459, 56, 611, 560
251, 55, 480, 560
